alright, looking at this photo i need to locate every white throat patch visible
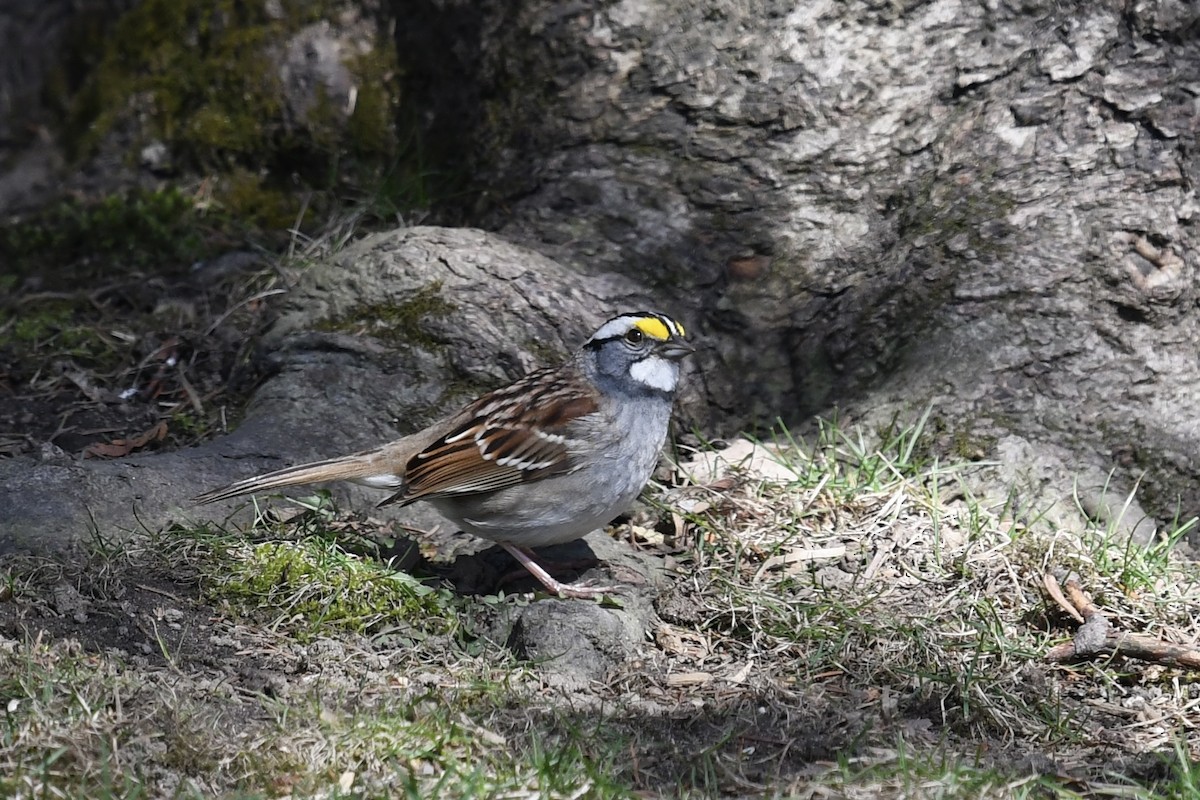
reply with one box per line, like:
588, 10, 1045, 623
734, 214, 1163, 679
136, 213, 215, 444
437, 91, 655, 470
629, 356, 677, 392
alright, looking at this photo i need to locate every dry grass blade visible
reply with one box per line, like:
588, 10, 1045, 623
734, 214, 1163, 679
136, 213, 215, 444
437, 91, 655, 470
5, 418, 1200, 797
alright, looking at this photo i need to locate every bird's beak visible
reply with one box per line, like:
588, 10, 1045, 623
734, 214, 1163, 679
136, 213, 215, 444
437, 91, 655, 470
657, 338, 696, 361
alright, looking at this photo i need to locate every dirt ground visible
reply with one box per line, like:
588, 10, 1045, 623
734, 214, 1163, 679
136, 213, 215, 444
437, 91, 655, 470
0, 243, 275, 460
3, 433, 1199, 796
0, 507, 860, 795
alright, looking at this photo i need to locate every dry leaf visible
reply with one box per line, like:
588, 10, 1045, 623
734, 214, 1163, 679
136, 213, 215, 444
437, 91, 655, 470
83, 421, 168, 459
726, 662, 754, 684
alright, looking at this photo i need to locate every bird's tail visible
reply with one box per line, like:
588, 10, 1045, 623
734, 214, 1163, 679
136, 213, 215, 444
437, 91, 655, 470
193, 450, 403, 505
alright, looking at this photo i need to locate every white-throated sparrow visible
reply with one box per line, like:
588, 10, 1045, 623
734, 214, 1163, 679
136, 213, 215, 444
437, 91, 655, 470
195, 311, 694, 598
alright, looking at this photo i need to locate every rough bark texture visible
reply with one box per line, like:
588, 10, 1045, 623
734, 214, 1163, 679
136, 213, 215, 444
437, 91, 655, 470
394, 0, 1200, 538
0, 0, 74, 142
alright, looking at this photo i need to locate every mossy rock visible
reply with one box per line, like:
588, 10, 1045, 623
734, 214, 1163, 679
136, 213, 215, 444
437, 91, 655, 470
316, 283, 457, 349
55, 0, 420, 232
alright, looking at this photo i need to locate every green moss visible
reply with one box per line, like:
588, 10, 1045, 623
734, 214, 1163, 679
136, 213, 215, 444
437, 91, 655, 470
169, 409, 212, 443
343, 47, 406, 163
951, 428, 997, 461
66, 0, 281, 164
521, 338, 568, 366
317, 283, 456, 348
58, 0, 423, 230
8, 303, 95, 347
216, 168, 306, 231
911, 415, 998, 463
0, 186, 254, 384
213, 536, 455, 641
0, 301, 121, 374
0, 187, 222, 280
892, 165, 1017, 256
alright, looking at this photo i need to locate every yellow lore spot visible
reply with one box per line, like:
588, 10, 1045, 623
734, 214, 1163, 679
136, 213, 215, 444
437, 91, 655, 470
634, 317, 673, 341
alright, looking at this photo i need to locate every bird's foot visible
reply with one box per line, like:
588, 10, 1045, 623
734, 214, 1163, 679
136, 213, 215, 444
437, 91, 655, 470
498, 542, 619, 599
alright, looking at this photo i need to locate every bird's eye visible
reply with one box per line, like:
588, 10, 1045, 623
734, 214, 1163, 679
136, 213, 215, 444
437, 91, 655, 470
624, 328, 644, 345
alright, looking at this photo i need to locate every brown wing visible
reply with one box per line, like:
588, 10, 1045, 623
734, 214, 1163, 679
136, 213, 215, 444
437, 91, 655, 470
381, 367, 600, 507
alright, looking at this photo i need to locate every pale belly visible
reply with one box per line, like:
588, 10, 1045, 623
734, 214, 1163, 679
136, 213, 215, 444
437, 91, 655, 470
428, 468, 648, 549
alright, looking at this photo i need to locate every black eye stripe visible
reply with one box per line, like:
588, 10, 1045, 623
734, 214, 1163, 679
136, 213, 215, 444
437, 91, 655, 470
585, 333, 644, 350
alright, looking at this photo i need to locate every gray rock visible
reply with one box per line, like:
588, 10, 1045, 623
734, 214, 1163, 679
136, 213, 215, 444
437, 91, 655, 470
491, 532, 666, 688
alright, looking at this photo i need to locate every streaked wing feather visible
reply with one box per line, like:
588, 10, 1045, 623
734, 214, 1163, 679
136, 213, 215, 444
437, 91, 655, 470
392, 368, 599, 505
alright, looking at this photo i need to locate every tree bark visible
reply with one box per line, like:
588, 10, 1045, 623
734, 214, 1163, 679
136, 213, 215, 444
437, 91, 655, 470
394, 0, 1200, 537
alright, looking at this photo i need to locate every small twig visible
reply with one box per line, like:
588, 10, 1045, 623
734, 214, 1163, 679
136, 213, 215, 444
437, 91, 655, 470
204, 288, 287, 335
1062, 579, 1099, 619
135, 583, 187, 603
1045, 578, 1200, 670
176, 366, 204, 415
1047, 631, 1200, 670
